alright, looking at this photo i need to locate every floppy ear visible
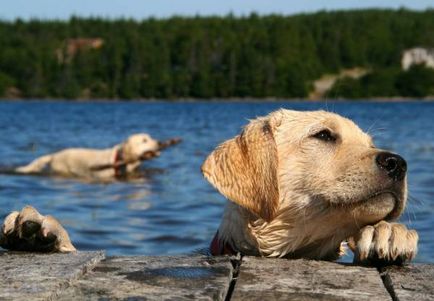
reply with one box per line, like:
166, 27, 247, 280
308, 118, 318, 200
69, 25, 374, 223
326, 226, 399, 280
121, 137, 135, 162
202, 116, 280, 222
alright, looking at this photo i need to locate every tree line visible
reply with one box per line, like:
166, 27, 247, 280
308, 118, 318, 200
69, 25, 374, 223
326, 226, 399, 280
1, 9, 434, 100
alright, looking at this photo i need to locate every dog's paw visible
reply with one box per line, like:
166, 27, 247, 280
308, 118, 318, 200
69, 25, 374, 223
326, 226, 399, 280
349, 221, 418, 265
0, 205, 76, 253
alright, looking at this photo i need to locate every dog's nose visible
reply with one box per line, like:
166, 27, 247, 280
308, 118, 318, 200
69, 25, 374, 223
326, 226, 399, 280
376, 152, 407, 181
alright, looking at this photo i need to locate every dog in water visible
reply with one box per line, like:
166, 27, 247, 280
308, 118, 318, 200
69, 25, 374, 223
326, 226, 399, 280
203, 109, 418, 264
14, 133, 180, 181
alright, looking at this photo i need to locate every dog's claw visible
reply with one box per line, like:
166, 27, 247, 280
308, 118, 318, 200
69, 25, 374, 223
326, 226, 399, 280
2, 211, 19, 235
349, 221, 418, 266
0, 205, 76, 253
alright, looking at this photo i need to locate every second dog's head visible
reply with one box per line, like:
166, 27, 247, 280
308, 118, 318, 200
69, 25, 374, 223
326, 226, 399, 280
122, 133, 160, 162
202, 109, 407, 230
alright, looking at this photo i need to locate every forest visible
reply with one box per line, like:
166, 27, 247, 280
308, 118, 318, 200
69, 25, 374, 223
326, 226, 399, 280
1, 9, 434, 100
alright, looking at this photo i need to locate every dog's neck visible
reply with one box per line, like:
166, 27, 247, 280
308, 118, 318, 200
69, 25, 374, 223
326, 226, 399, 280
113, 146, 128, 178
214, 202, 260, 256
216, 195, 360, 259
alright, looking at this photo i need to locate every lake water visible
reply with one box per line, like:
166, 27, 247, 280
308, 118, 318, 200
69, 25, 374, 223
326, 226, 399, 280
0, 101, 433, 263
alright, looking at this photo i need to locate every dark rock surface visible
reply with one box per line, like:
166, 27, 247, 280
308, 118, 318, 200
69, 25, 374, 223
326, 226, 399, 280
381, 264, 434, 301
231, 257, 391, 301
58, 255, 233, 300
1, 251, 433, 301
0, 251, 104, 301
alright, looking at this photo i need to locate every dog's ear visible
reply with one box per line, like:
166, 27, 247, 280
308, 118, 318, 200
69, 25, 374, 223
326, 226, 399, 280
121, 136, 138, 162
202, 115, 280, 222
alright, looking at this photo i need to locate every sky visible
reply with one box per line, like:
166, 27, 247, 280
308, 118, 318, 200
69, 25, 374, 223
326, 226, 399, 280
0, 0, 433, 20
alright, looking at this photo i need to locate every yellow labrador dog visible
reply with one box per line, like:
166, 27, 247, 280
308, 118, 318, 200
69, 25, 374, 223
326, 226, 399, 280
14, 133, 180, 181
204, 109, 418, 264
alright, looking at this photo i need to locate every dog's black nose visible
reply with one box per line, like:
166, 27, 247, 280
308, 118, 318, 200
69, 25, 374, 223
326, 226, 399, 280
376, 152, 407, 181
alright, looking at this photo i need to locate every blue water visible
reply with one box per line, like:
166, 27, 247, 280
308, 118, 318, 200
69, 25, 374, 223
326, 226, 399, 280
0, 101, 433, 263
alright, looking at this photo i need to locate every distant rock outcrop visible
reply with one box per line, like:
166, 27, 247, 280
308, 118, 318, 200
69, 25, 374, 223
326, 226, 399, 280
56, 38, 104, 64
4, 87, 22, 99
308, 67, 368, 100
401, 48, 434, 70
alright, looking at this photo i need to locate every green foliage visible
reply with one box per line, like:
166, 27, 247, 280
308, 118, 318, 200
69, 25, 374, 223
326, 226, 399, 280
329, 77, 363, 99
1, 9, 434, 99
0, 72, 15, 95
330, 68, 399, 98
359, 68, 400, 97
396, 65, 434, 97
330, 66, 434, 98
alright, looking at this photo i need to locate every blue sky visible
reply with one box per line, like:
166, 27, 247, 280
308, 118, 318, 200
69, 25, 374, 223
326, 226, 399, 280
1, 0, 433, 20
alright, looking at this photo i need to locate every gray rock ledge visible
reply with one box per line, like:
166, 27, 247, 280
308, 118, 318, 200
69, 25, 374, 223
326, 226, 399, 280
231, 257, 391, 301
58, 255, 234, 301
1, 251, 433, 301
0, 251, 105, 301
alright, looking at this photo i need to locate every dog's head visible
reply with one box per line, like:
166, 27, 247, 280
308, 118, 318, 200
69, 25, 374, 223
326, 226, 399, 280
122, 133, 160, 162
202, 109, 407, 227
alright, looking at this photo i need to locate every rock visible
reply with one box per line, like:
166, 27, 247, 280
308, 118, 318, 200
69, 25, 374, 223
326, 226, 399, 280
1, 251, 433, 300
308, 67, 368, 99
231, 257, 391, 301
58, 255, 234, 300
0, 251, 104, 301
381, 264, 434, 301
401, 48, 434, 70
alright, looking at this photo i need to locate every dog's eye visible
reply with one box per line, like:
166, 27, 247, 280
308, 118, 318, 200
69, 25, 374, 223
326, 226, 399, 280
312, 129, 336, 142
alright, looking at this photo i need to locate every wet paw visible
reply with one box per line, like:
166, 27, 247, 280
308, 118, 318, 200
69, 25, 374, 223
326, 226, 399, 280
349, 221, 418, 266
0, 205, 76, 253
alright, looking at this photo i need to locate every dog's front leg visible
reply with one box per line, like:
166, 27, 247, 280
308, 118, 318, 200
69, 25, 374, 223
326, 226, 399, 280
348, 221, 418, 265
